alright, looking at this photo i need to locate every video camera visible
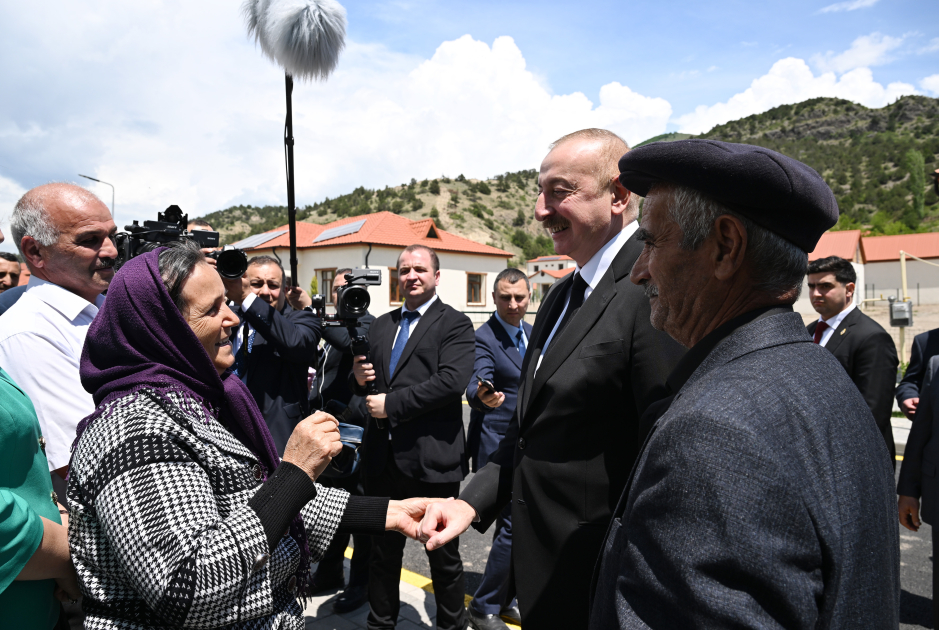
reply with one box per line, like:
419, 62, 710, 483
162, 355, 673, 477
113, 205, 248, 279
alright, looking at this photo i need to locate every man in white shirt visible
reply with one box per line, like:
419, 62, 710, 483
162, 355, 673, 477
807, 255, 899, 463
0, 183, 117, 483
419, 129, 684, 630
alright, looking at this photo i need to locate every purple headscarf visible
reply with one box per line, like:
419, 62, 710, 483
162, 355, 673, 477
75, 249, 313, 594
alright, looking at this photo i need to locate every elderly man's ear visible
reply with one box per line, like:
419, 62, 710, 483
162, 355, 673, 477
711, 214, 748, 281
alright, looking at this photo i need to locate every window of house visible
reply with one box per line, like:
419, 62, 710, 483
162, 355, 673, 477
534, 265, 539, 272
320, 269, 336, 304
467, 273, 484, 305
389, 268, 402, 304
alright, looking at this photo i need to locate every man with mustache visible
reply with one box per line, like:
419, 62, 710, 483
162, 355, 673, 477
420, 129, 684, 629
0, 183, 118, 492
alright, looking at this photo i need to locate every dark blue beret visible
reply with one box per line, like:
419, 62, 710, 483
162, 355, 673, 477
618, 139, 838, 253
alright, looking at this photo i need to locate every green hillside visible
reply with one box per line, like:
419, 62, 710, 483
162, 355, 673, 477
634, 132, 694, 148
199, 95, 939, 257
200, 170, 552, 266
697, 95, 939, 234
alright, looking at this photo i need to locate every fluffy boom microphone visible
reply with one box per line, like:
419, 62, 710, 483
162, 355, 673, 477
243, 0, 346, 81
242, 0, 347, 287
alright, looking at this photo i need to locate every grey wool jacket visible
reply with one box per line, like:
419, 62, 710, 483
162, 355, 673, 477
591, 310, 900, 629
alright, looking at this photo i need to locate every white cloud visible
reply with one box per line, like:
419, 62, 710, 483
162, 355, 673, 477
920, 37, 939, 54
818, 0, 879, 13
812, 32, 906, 73
674, 57, 918, 134
921, 74, 939, 96
0, 175, 27, 254
0, 2, 670, 236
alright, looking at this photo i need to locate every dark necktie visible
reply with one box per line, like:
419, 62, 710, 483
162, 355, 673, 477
813, 320, 829, 344
389, 311, 420, 376
549, 273, 588, 350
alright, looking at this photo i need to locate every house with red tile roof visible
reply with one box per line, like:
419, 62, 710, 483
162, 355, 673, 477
528, 266, 574, 302
234, 212, 513, 315
860, 233, 939, 306
526, 254, 574, 277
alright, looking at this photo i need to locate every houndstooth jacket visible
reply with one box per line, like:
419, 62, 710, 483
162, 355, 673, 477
67, 388, 349, 630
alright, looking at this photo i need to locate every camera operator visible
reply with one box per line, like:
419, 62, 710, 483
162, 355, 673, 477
224, 255, 321, 453
289, 268, 375, 611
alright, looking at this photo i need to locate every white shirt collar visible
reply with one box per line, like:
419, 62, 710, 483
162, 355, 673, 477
575, 220, 639, 290
26, 276, 105, 322
401, 293, 438, 317
820, 301, 856, 329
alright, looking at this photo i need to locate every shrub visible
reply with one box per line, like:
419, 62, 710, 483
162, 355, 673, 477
477, 181, 491, 195
429, 180, 440, 195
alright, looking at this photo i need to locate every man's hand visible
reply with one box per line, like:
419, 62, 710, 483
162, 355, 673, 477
478, 389, 505, 408
223, 275, 249, 306
287, 286, 312, 310
899, 495, 922, 532
282, 411, 343, 481
386, 497, 447, 539
900, 397, 919, 419
419, 498, 477, 551
353, 356, 375, 387
366, 393, 387, 418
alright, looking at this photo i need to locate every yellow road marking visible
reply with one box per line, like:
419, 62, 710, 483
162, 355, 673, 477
342, 547, 520, 629
897, 455, 904, 461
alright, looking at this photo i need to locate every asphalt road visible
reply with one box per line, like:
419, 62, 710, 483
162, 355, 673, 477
356, 405, 938, 624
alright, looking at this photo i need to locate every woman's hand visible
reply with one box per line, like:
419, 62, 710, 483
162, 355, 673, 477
386, 498, 447, 540
53, 564, 82, 605
282, 411, 343, 481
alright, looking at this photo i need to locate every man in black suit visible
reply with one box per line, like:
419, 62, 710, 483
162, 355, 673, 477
352, 244, 474, 630
226, 255, 321, 452
806, 255, 899, 464
464, 268, 533, 630
420, 129, 685, 629
897, 328, 939, 419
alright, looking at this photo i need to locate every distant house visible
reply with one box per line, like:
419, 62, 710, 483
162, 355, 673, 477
528, 267, 573, 301
526, 254, 574, 276
234, 212, 513, 316
794, 230, 939, 314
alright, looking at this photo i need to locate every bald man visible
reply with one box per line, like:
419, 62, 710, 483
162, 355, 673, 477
0, 183, 117, 484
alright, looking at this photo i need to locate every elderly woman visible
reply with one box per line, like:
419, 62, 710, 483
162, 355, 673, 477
67, 242, 429, 629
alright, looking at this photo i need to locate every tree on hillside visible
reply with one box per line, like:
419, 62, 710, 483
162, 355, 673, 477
429, 180, 440, 195
513, 208, 526, 226
905, 148, 926, 225
477, 181, 491, 195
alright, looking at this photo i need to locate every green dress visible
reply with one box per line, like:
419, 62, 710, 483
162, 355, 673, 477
0, 367, 62, 629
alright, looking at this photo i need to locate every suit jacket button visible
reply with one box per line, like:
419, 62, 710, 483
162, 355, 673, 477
288, 575, 298, 595
518, 437, 527, 450
253, 464, 263, 480
252, 553, 270, 572
51, 491, 58, 504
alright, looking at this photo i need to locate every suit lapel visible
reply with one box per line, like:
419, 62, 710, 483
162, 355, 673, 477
389, 299, 445, 383
823, 307, 859, 355
489, 316, 523, 370
519, 278, 570, 416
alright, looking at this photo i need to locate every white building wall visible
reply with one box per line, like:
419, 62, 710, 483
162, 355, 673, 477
863, 260, 939, 305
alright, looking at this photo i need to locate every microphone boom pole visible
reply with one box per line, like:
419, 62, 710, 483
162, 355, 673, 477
284, 73, 298, 285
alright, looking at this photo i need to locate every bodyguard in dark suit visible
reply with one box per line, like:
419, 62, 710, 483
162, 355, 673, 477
464, 268, 533, 630
420, 129, 685, 630
897, 328, 939, 418
352, 245, 474, 630
231, 256, 321, 452
589, 139, 898, 627
806, 256, 899, 464
898, 354, 939, 627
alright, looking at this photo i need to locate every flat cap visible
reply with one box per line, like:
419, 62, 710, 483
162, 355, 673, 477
618, 139, 838, 252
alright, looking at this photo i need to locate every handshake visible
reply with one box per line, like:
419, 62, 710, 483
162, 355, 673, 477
281, 410, 479, 544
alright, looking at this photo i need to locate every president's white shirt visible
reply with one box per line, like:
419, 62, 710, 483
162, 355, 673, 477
0, 277, 105, 470
537, 221, 639, 371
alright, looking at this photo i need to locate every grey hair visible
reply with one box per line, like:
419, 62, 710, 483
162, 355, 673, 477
11, 195, 60, 253
495, 267, 531, 290
159, 240, 207, 313
656, 184, 807, 301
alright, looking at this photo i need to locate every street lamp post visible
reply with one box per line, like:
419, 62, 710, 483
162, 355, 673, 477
78, 174, 115, 225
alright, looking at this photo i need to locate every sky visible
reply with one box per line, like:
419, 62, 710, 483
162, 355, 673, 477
1, 0, 937, 253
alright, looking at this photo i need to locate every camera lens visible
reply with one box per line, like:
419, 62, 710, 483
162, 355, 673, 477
339, 285, 370, 317
215, 249, 248, 279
